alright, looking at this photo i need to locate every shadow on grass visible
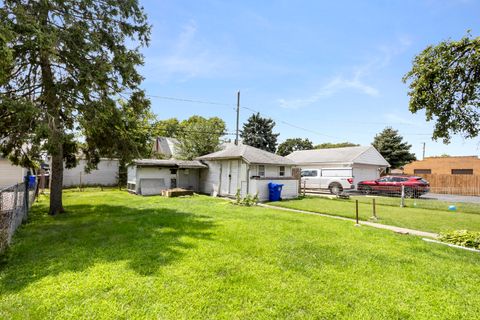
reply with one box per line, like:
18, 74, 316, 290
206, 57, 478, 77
0, 201, 215, 293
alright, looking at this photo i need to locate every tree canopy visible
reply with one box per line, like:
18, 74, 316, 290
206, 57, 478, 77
372, 128, 416, 169
403, 33, 480, 143
175, 116, 226, 160
0, 0, 151, 214
152, 118, 181, 138
277, 138, 313, 156
241, 113, 279, 153
314, 142, 359, 149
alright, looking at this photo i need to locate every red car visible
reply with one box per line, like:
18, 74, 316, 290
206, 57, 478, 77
357, 176, 430, 198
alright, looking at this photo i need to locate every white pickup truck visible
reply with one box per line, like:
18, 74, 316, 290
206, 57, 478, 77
300, 167, 354, 194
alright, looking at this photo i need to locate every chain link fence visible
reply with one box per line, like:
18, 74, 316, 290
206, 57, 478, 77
0, 180, 38, 254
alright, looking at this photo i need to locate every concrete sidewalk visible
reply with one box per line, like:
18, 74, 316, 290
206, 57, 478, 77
259, 203, 438, 238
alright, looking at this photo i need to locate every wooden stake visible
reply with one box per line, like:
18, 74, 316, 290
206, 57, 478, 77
355, 199, 360, 226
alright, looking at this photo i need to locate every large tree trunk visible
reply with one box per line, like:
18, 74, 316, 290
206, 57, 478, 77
49, 141, 64, 215
39, 4, 64, 215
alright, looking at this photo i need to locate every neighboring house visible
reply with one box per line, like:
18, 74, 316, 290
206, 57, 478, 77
0, 157, 27, 188
197, 143, 298, 201
286, 146, 390, 187
127, 159, 207, 195
403, 156, 480, 176
152, 137, 179, 159
63, 159, 120, 187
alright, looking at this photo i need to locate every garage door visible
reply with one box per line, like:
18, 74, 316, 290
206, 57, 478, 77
353, 166, 379, 187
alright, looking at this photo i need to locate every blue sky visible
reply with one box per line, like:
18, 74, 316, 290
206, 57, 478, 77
138, 0, 480, 158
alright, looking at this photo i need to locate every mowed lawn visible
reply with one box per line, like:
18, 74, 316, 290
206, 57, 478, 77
0, 190, 479, 319
270, 196, 480, 234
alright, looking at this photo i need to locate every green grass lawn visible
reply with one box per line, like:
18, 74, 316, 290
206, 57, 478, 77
269, 196, 480, 234
1, 189, 479, 319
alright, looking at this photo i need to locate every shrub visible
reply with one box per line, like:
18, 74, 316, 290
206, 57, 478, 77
438, 230, 480, 249
233, 189, 259, 206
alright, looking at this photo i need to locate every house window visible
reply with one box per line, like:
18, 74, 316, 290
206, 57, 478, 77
258, 165, 265, 177
414, 169, 431, 174
279, 166, 285, 177
451, 169, 473, 175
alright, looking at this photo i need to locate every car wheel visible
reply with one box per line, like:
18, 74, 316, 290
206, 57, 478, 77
329, 183, 343, 195
404, 188, 414, 198
362, 186, 372, 195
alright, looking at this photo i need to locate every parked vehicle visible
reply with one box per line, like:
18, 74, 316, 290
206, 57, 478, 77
301, 168, 354, 195
357, 176, 430, 198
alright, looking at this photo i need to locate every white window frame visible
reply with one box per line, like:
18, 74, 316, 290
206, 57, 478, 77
258, 165, 265, 177
279, 166, 285, 177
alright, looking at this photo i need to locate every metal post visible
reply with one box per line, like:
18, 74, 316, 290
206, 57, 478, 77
400, 185, 405, 208
355, 200, 360, 226
23, 175, 29, 222
371, 198, 377, 220
303, 180, 306, 197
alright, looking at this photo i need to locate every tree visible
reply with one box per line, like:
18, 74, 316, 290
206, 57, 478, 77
403, 33, 480, 143
176, 116, 226, 160
152, 118, 180, 138
372, 128, 416, 169
0, 1, 151, 214
241, 113, 279, 153
277, 138, 313, 156
315, 142, 359, 149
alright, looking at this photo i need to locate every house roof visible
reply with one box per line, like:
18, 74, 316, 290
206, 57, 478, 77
197, 144, 295, 165
134, 159, 207, 169
153, 137, 179, 158
286, 146, 390, 167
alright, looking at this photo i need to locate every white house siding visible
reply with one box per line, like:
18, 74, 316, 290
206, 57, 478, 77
250, 179, 298, 201
199, 161, 221, 196
135, 167, 173, 195
0, 159, 25, 188
355, 147, 389, 166
63, 159, 119, 187
200, 159, 249, 197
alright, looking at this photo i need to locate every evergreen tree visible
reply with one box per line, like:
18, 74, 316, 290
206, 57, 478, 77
241, 113, 279, 153
277, 138, 313, 156
0, 1, 151, 214
372, 128, 416, 169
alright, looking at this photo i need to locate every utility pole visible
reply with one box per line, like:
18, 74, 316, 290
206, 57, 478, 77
422, 142, 426, 160
235, 90, 240, 145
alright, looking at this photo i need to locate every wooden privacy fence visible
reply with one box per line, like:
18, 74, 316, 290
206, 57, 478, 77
417, 174, 480, 196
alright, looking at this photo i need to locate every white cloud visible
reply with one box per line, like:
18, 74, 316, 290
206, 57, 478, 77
278, 72, 379, 109
278, 36, 412, 109
145, 20, 229, 82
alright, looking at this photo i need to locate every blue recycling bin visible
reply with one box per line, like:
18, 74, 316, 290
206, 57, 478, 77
28, 175, 36, 189
268, 182, 284, 202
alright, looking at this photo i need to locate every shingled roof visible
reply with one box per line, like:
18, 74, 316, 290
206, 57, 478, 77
286, 146, 389, 167
197, 144, 295, 165
134, 159, 207, 169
